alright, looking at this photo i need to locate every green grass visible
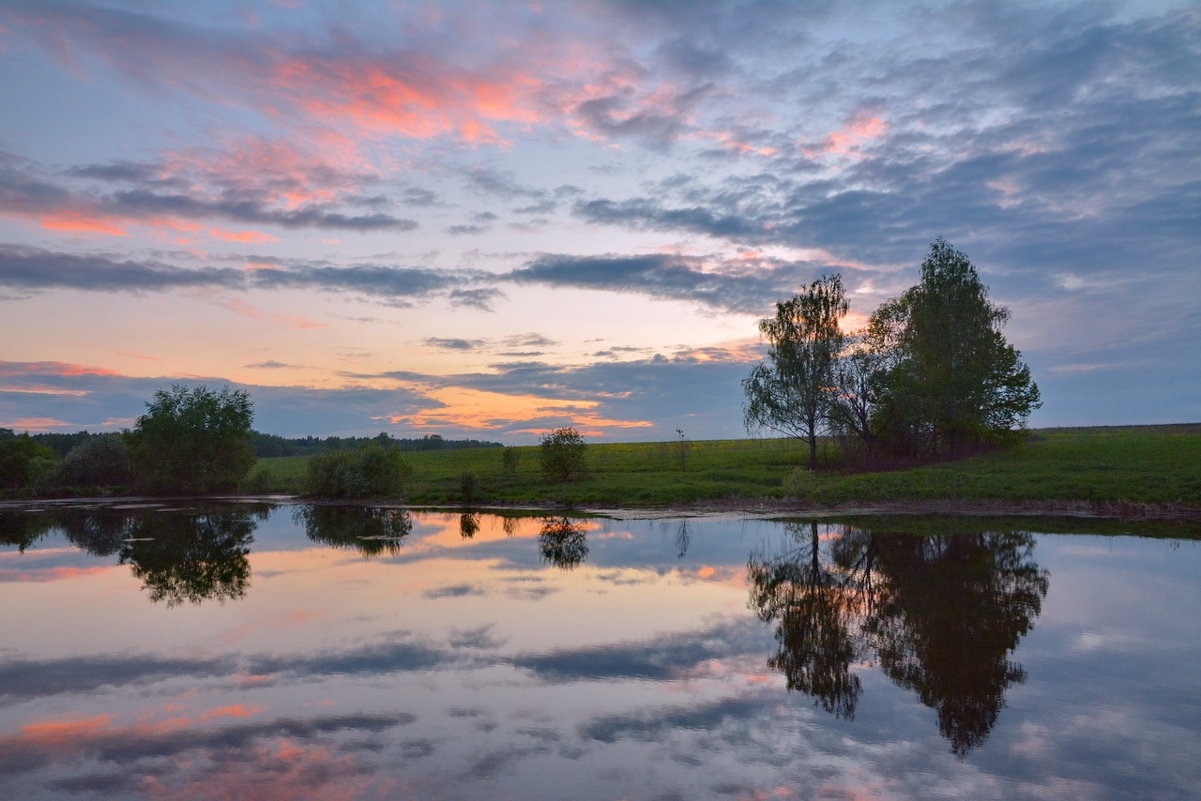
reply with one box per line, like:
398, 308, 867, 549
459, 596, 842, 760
251, 423, 1201, 510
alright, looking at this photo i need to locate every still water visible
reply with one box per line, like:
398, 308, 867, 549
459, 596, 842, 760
1, 501, 1200, 800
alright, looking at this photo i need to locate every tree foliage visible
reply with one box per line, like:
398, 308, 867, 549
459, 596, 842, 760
0, 434, 57, 490
539, 427, 587, 482
63, 433, 132, 487
305, 441, 412, 499
874, 238, 1041, 456
129, 385, 255, 494
747, 240, 1040, 464
743, 275, 848, 468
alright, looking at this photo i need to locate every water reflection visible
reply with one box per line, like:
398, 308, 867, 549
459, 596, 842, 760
295, 504, 413, 556
2, 505, 1199, 800
459, 512, 480, 538
119, 509, 259, 607
749, 521, 1050, 754
539, 516, 589, 568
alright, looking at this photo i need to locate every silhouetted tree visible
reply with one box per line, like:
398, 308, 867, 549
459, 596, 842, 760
874, 238, 1041, 456
128, 385, 255, 493
744, 275, 848, 469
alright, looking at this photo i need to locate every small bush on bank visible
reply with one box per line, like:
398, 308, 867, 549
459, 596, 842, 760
305, 442, 412, 499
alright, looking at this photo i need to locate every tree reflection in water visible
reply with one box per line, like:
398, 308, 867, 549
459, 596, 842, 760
459, 512, 480, 539
749, 521, 1049, 755
295, 504, 413, 556
118, 507, 266, 607
539, 517, 588, 569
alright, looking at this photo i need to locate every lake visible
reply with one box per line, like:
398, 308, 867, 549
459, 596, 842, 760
2, 501, 1200, 800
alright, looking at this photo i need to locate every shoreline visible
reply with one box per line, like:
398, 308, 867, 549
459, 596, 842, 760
5, 494, 1200, 523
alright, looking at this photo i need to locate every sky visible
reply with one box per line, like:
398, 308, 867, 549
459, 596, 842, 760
0, 0, 1197, 442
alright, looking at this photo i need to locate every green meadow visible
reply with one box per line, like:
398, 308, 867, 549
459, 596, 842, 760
252, 423, 1201, 511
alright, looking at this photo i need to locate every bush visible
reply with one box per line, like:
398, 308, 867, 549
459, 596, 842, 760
501, 447, 520, 474
0, 436, 58, 491
782, 467, 819, 501
305, 442, 412, 499
63, 434, 132, 487
540, 427, 587, 482
459, 470, 480, 502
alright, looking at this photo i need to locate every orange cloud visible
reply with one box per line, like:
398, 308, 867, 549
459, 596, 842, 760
200, 703, 267, 721
19, 715, 114, 744
0, 386, 91, 396
37, 212, 128, 236
385, 386, 651, 433
0, 416, 74, 431
208, 227, 281, 244
0, 360, 120, 377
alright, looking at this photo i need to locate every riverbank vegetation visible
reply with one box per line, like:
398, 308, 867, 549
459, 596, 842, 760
249, 423, 1200, 512
745, 239, 1041, 468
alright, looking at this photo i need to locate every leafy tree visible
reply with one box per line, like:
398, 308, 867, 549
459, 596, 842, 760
540, 427, 587, 482
0, 435, 58, 491
878, 238, 1040, 456
129, 385, 255, 494
744, 275, 848, 469
62, 433, 132, 487
305, 441, 412, 499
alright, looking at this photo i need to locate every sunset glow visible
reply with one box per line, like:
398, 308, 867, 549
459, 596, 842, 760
0, 0, 1196, 438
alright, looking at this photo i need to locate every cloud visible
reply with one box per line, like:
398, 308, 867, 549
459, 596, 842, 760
1, 145, 417, 236
572, 198, 760, 240
423, 337, 486, 351
511, 620, 765, 682
0, 244, 496, 307
0, 652, 236, 700
243, 360, 295, 369
507, 252, 819, 313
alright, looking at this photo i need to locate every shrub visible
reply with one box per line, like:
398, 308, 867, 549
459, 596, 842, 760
305, 442, 412, 499
459, 470, 480, 502
501, 447, 520, 474
539, 427, 587, 482
0, 436, 58, 491
63, 434, 132, 487
782, 467, 819, 501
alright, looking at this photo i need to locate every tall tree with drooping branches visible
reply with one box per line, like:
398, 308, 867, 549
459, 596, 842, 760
743, 274, 848, 469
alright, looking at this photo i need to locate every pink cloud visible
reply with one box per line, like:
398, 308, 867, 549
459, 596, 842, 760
216, 297, 327, 330
803, 112, 890, 158
208, 227, 280, 244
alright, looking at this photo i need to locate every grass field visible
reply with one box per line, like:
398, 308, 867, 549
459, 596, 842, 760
251, 423, 1201, 510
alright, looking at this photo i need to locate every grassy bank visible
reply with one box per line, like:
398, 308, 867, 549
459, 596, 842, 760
253, 423, 1201, 511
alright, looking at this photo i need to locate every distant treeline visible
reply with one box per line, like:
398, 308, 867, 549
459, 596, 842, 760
11, 429, 503, 458
247, 432, 503, 457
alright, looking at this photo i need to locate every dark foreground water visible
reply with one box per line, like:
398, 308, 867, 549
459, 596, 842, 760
2, 501, 1200, 801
